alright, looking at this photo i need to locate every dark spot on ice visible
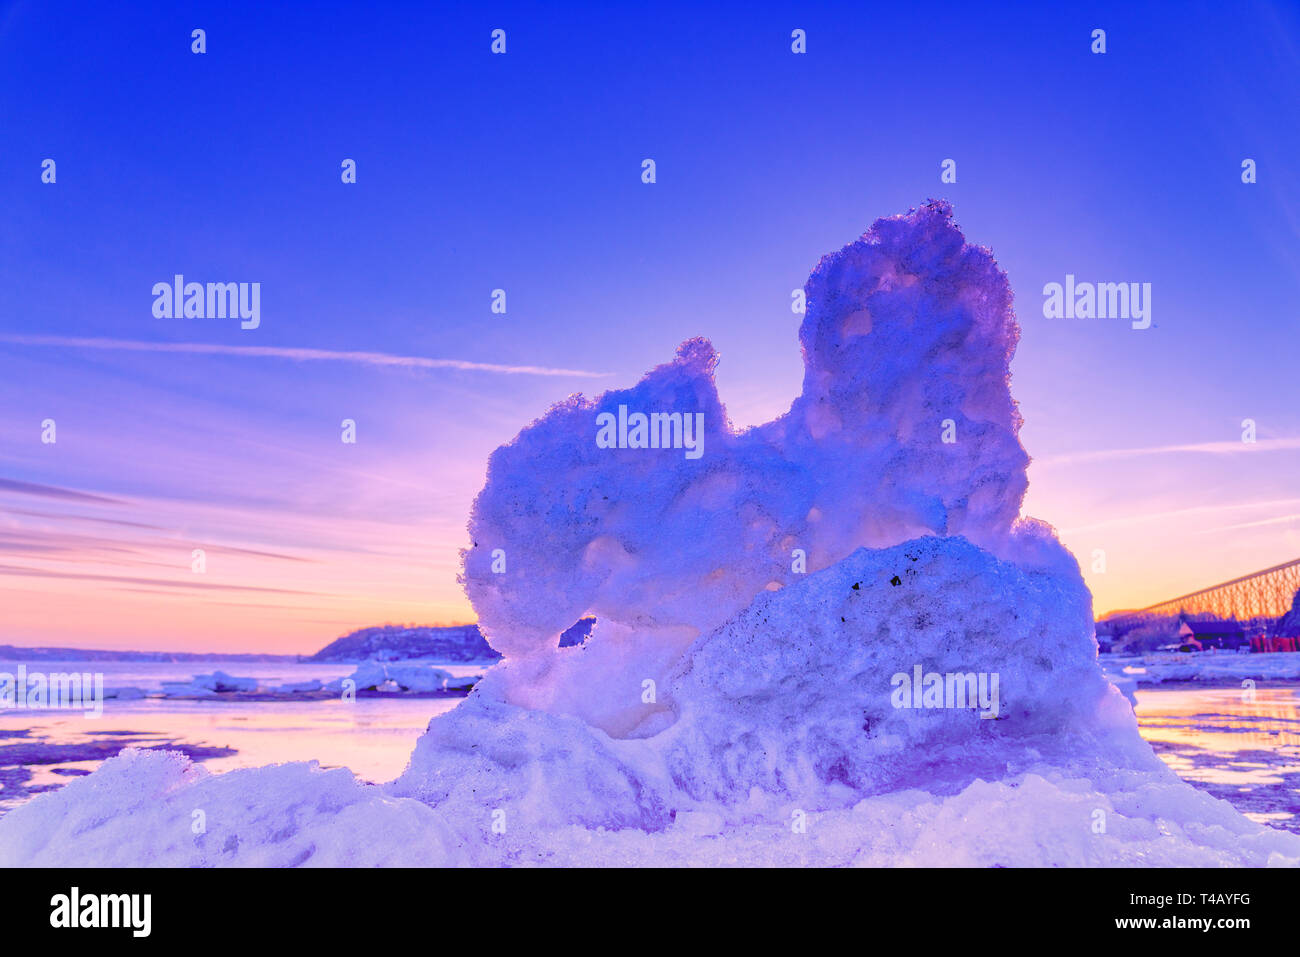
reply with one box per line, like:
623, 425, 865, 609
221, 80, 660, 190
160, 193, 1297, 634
890, 575, 901, 586
852, 582, 860, 590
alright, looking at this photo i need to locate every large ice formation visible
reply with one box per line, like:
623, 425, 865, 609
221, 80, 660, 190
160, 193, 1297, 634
3, 201, 1297, 867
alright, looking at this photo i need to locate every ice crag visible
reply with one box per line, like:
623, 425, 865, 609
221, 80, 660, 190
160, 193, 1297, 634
3, 201, 1298, 867
462, 201, 1034, 725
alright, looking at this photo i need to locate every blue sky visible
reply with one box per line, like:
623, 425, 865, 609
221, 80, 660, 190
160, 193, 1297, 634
1, 0, 1298, 650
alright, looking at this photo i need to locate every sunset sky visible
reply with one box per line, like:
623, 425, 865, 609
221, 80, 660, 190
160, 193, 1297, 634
2, 2, 1298, 652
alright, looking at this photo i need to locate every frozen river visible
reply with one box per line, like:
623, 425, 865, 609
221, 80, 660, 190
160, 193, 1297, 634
1134, 683, 1300, 833
3, 660, 1299, 835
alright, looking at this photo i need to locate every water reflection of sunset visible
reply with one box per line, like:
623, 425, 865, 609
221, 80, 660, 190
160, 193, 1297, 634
1135, 686, 1300, 831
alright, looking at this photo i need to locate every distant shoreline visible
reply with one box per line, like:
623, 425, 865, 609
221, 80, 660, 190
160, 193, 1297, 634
0, 644, 304, 664
0, 622, 533, 666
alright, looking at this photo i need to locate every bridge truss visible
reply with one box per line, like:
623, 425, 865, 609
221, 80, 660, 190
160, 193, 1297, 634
1107, 557, 1300, 631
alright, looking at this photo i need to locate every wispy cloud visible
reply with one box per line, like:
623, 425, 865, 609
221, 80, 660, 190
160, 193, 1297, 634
1035, 437, 1300, 467
1195, 513, 1300, 534
0, 563, 319, 595
0, 478, 123, 504
0, 335, 613, 379
5, 508, 166, 531
1059, 498, 1300, 535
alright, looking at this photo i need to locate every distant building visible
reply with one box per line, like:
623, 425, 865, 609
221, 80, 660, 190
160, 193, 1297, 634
1177, 617, 1247, 651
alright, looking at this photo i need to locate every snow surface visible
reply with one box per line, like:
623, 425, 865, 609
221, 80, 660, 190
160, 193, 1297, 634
1102, 651, 1300, 685
3, 201, 1297, 867
34, 661, 482, 703
0, 749, 463, 867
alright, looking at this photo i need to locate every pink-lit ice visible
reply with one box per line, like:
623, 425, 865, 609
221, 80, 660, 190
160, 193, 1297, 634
3, 202, 1297, 867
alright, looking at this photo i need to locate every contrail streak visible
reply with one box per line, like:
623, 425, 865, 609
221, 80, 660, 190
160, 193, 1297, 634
0, 334, 612, 378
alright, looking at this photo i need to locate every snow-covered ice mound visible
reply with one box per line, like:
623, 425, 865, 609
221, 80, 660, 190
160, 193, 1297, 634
383, 533, 1298, 865
3, 201, 1297, 866
661, 535, 1123, 808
